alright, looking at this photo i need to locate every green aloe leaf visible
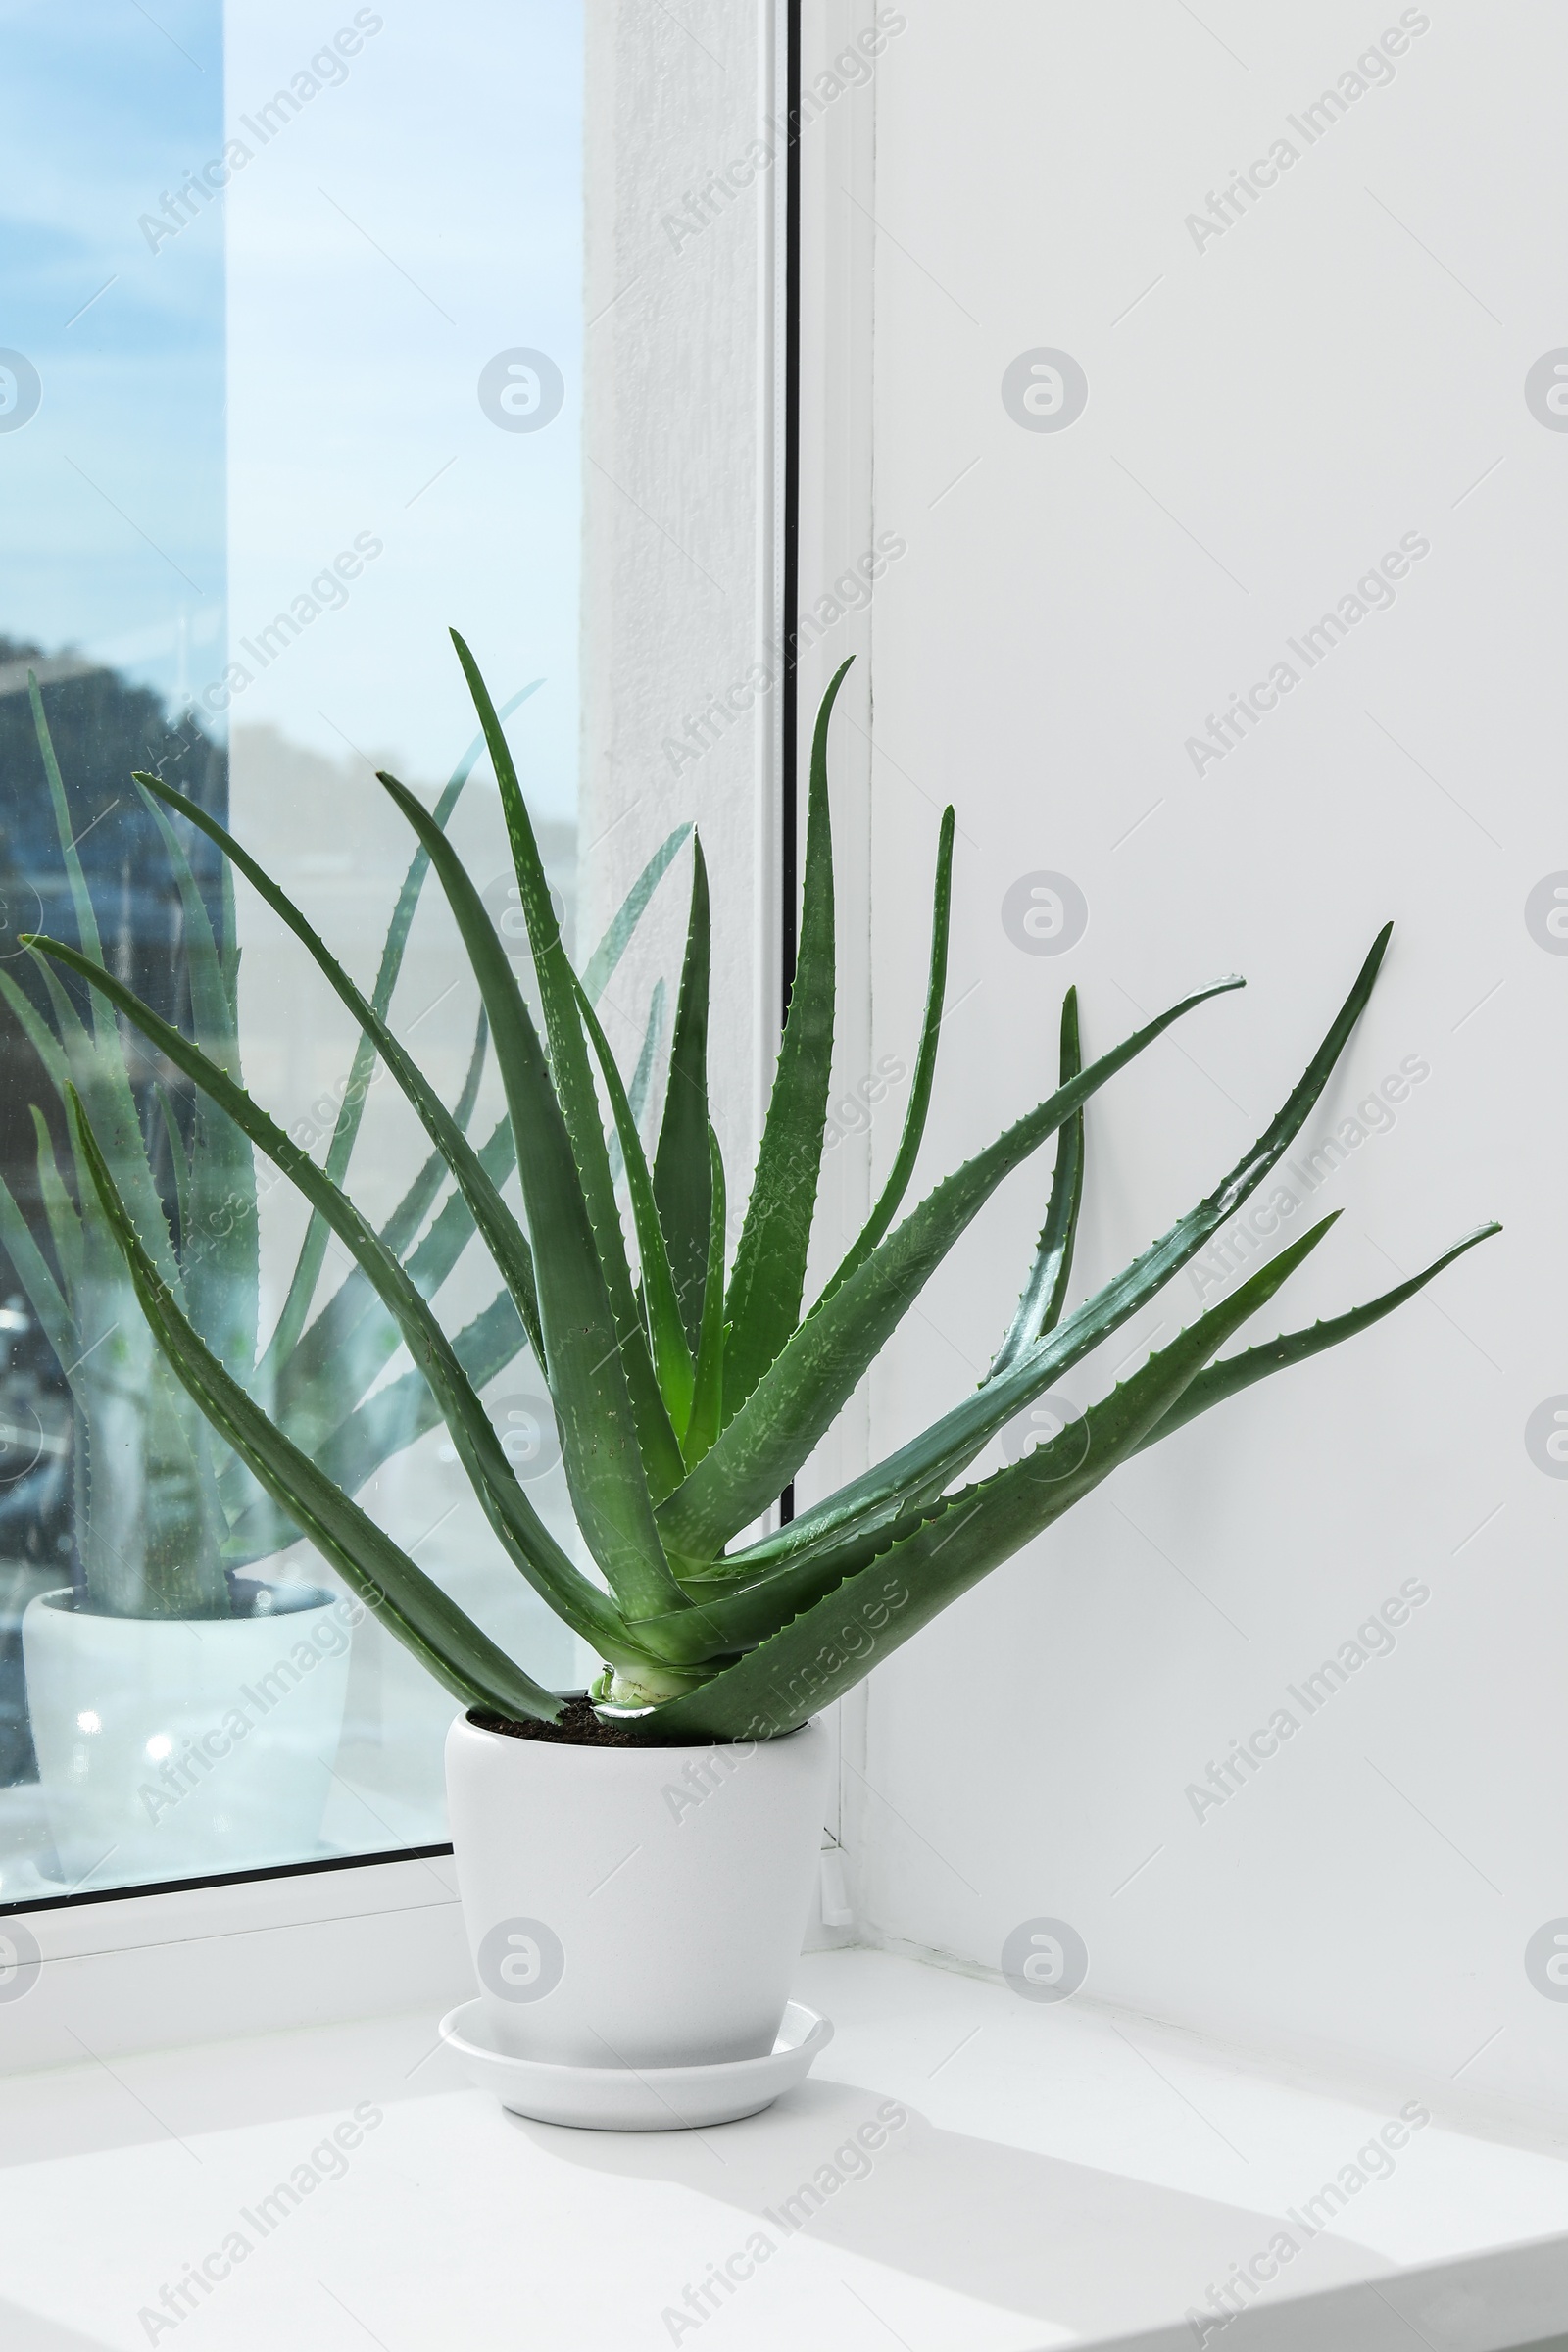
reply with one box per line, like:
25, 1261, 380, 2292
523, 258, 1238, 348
368, 771, 695, 1633
652, 838, 712, 1357
252, 680, 541, 1383
136, 784, 258, 1381
683, 1125, 727, 1469
0, 967, 70, 1097
574, 975, 694, 1436
580, 826, 693, 1007
23, 951, 186, 1301
988, 985, 1083, 1379
446, 631, 684, 1495
24, 687, 190, 1306
270, 1006, 491, 1420
646, 1217, 1341, 1731
388, 1003, 492, 1255
69, 1089, 564, 1719
0, 1166, 73, 1371
134, 785, 239, 1073
219, 849, 240, 1010
627, 979, 665, 1120
223, 1287, 532, 1569
821, 806, 956, 1302
611, 979, 666, 1193
134, 1332, 229, 1620
129, 771, 544, 1371
155, 1085, 193, 1257
35, 939, 641, 1660
270, 1111, 515, 1467
1131, 1223, 1501, 1455
672, 1225, 1498, 1649
658, 971, 1246, 1564
715, 927, 1393, 1593
29, 1107, 83, 1301
315, 1288, 528, 1500
721, 661, 853, 1418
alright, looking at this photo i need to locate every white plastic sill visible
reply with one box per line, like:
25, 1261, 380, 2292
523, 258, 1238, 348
2, 1947, 1567, 2352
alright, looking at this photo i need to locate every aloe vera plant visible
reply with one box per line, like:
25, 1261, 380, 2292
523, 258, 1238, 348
3, 669, 685, 1618
35, 641, 1497, 1728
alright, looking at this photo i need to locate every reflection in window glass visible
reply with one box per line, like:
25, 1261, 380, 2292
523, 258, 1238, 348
0, 0, 601, 1896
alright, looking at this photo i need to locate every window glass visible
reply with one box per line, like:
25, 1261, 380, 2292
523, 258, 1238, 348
0, 0, 597, 1897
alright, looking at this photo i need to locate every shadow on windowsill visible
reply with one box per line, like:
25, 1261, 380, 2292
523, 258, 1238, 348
516, 2073, 1394, 2337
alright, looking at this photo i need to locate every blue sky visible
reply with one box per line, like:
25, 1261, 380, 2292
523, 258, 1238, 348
0, 1, 585, 811
0, 0, 227, 690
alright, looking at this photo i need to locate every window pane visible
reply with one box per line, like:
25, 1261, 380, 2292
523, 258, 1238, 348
0, 0, 596, 1897
1, 0, 781, 1908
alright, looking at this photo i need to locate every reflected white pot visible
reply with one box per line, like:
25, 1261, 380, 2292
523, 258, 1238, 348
23, 1582, 353, 1888
446, 1710, 830, 2070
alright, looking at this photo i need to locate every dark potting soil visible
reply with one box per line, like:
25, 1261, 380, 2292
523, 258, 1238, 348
469, 1696, 710, 1749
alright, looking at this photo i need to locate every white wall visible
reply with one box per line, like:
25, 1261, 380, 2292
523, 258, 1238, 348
825, 0, 1568, 2127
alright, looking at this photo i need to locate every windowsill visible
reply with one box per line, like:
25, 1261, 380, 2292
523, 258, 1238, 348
3, 1946, 1565, 2351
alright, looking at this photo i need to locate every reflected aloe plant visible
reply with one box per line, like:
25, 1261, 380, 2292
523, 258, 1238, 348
39, 640, 1497, 1723
3, 672, 685, 1618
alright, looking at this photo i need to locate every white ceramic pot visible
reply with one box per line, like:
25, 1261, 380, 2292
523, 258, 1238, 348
23, 1580, 354, 1888
445, 1710, 830, 2070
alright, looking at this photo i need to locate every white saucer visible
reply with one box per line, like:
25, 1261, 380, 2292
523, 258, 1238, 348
438, 1997, 834, 2132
